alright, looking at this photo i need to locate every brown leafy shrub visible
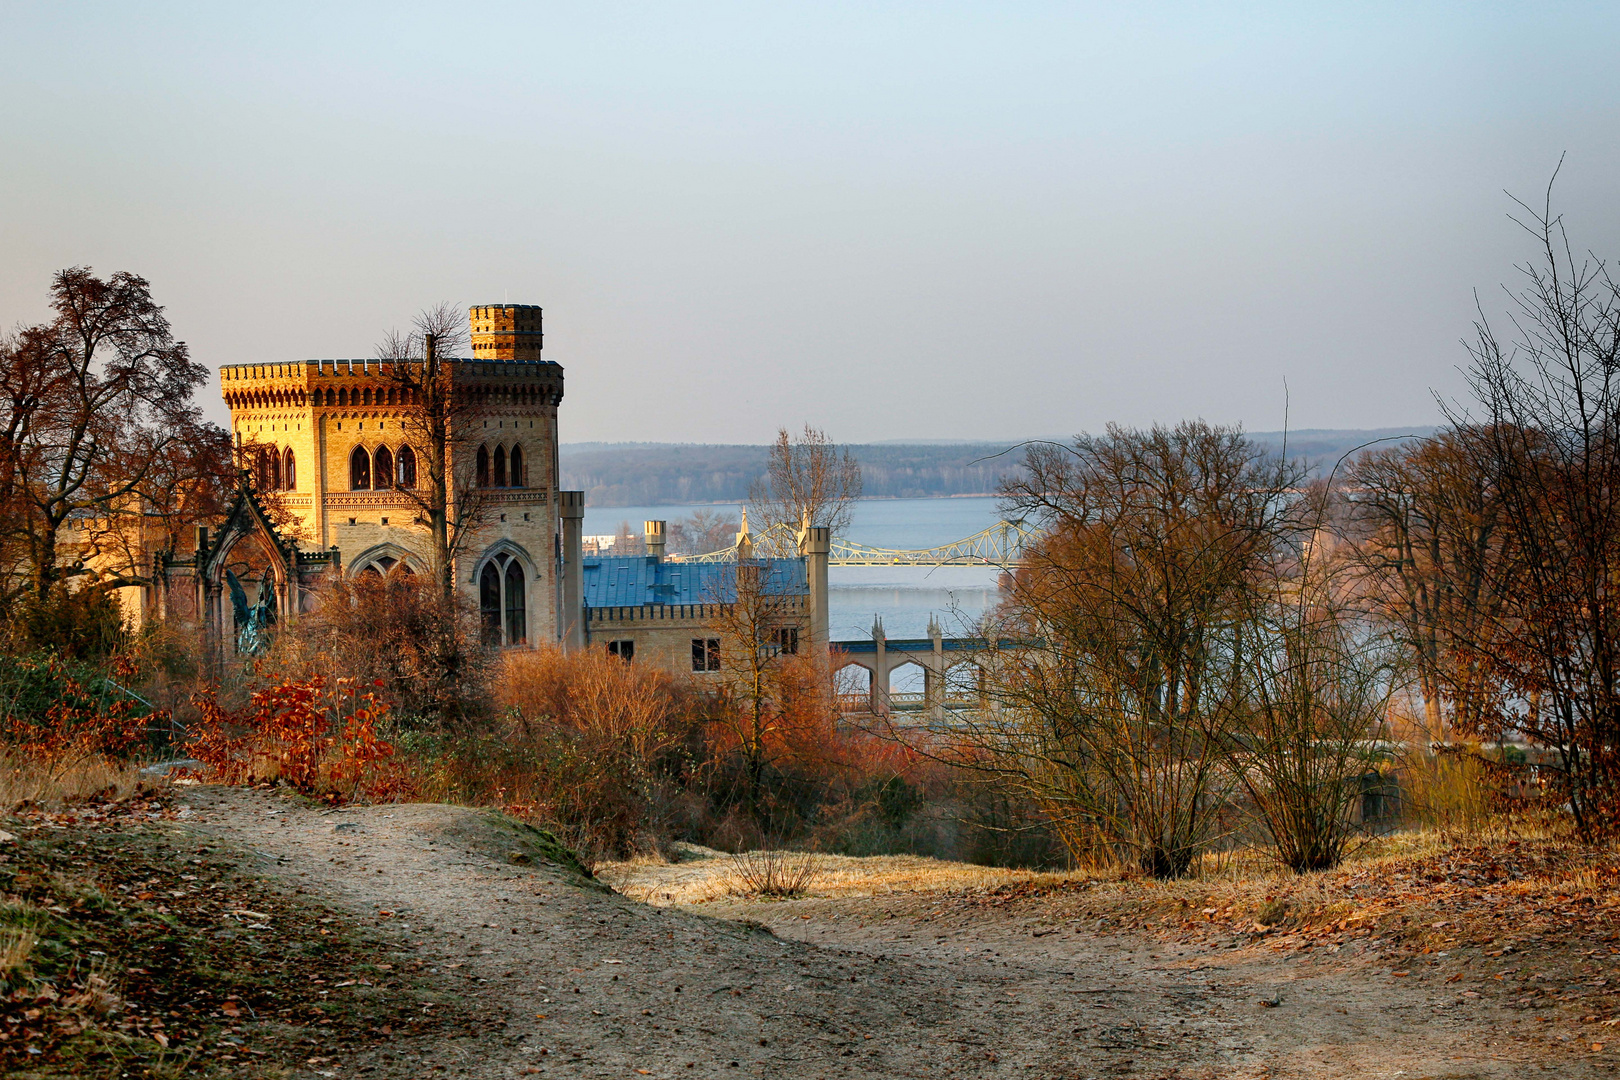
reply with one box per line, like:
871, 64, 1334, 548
277, 567, 490, 730
397, 647, 710, 860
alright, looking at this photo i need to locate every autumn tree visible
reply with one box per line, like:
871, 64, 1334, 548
1347, 429, 1511, 739
0, 268, 222, 628
747, 425, 862, 543
703, 561, 826, 823
966, 422, 1302, 877
376, 303, 488, 599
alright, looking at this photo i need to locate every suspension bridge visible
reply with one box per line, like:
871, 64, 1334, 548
669, 518, 1035, 568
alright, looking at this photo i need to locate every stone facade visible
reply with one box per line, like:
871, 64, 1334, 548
218, 304, 567, 647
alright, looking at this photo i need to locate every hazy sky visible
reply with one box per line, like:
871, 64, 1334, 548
4, 3, 1619, 443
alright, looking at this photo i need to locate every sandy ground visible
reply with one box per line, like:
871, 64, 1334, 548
180, 786, 1610, 1079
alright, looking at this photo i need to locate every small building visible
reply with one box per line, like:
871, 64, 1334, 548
581, 520, 829, 672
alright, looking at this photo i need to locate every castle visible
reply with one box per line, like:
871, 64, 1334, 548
129, 303, 825, 674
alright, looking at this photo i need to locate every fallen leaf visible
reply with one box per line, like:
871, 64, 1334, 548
1392, 971, 1410, 978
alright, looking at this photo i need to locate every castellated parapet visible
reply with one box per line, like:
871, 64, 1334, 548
218, 306, 567, 648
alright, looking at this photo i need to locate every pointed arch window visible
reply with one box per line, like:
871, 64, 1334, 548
504, 559, 525, 644
269, 449, 282, 490
476, 445, 490, 488
478, 553, 527, 647
350, 446, 371, 490
397, 445, 417, 488
283, 447, 296, 491
374, 445, 394, 491
509, 445, 525, 488
493, 445, 507, 487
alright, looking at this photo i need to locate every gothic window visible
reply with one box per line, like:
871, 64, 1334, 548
283, 447, 296, 491
493, 445, 507, 487
374, 445, 394, 491
504, 558, 526, 644
509, 445, 525, 488
476, 445, 490, 488
478, 552, 527, 647
350, 446, 371, 490
397, 445, 417, 488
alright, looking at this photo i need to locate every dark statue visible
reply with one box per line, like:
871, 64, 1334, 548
226, 568, 277, 656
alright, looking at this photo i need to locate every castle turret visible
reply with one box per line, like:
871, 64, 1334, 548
470, 304, 544, 360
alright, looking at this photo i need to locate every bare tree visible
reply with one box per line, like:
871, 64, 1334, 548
1440, 173, 1620, 837
376, 303, 488, 599
1235, 490, 1402, 872
747, 425, 862, 540
667, 509, 738, 556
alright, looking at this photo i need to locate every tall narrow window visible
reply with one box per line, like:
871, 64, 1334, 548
269, 449, 282, 490
283, 447, 296, 490
397, 445, 417, 487
373, 445, 394, 491
509, 445, 525, 488
476, 445, 490, 488
349, 446, 371, 490
504, 559, 525, 644
493, 446, 507, 487
479, 563, 501, 646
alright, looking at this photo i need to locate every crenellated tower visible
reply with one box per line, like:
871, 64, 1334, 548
218, 304, 569, 648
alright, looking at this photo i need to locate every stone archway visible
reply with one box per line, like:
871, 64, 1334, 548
200, 484, 300, 661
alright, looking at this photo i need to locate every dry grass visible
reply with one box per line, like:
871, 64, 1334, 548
0, 751, 147, 806
599, 849, 1071, 905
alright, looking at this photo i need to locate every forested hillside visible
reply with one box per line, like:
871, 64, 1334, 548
560, 429, 1433, 506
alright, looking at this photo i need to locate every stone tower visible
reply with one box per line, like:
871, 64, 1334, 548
469, 304, 544, 360
219, 303, 570, 648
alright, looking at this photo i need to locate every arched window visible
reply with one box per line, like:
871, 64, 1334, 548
476, 445, 490, 488
374, 445, 394, 491
350, 446, 371, 490
478, 553, 527, 647
397, 445, 417, 488
504, 558, 526, 644
256, 448, 272, 490
493, 445, 507, 487
479, 562, 501, 646
283, 447, 296, 490
509, 445, 525, 488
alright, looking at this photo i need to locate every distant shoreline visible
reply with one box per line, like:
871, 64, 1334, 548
561, 431, 1434, 509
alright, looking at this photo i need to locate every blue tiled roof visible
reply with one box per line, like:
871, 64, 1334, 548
582, 557, 807, 609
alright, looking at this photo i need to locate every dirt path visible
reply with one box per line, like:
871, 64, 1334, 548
183, 787, 1604, 1079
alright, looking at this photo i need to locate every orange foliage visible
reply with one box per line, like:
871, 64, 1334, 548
187, 675, 412, 801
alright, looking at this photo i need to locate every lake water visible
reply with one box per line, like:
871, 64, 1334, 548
582, 496, 1008, 651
